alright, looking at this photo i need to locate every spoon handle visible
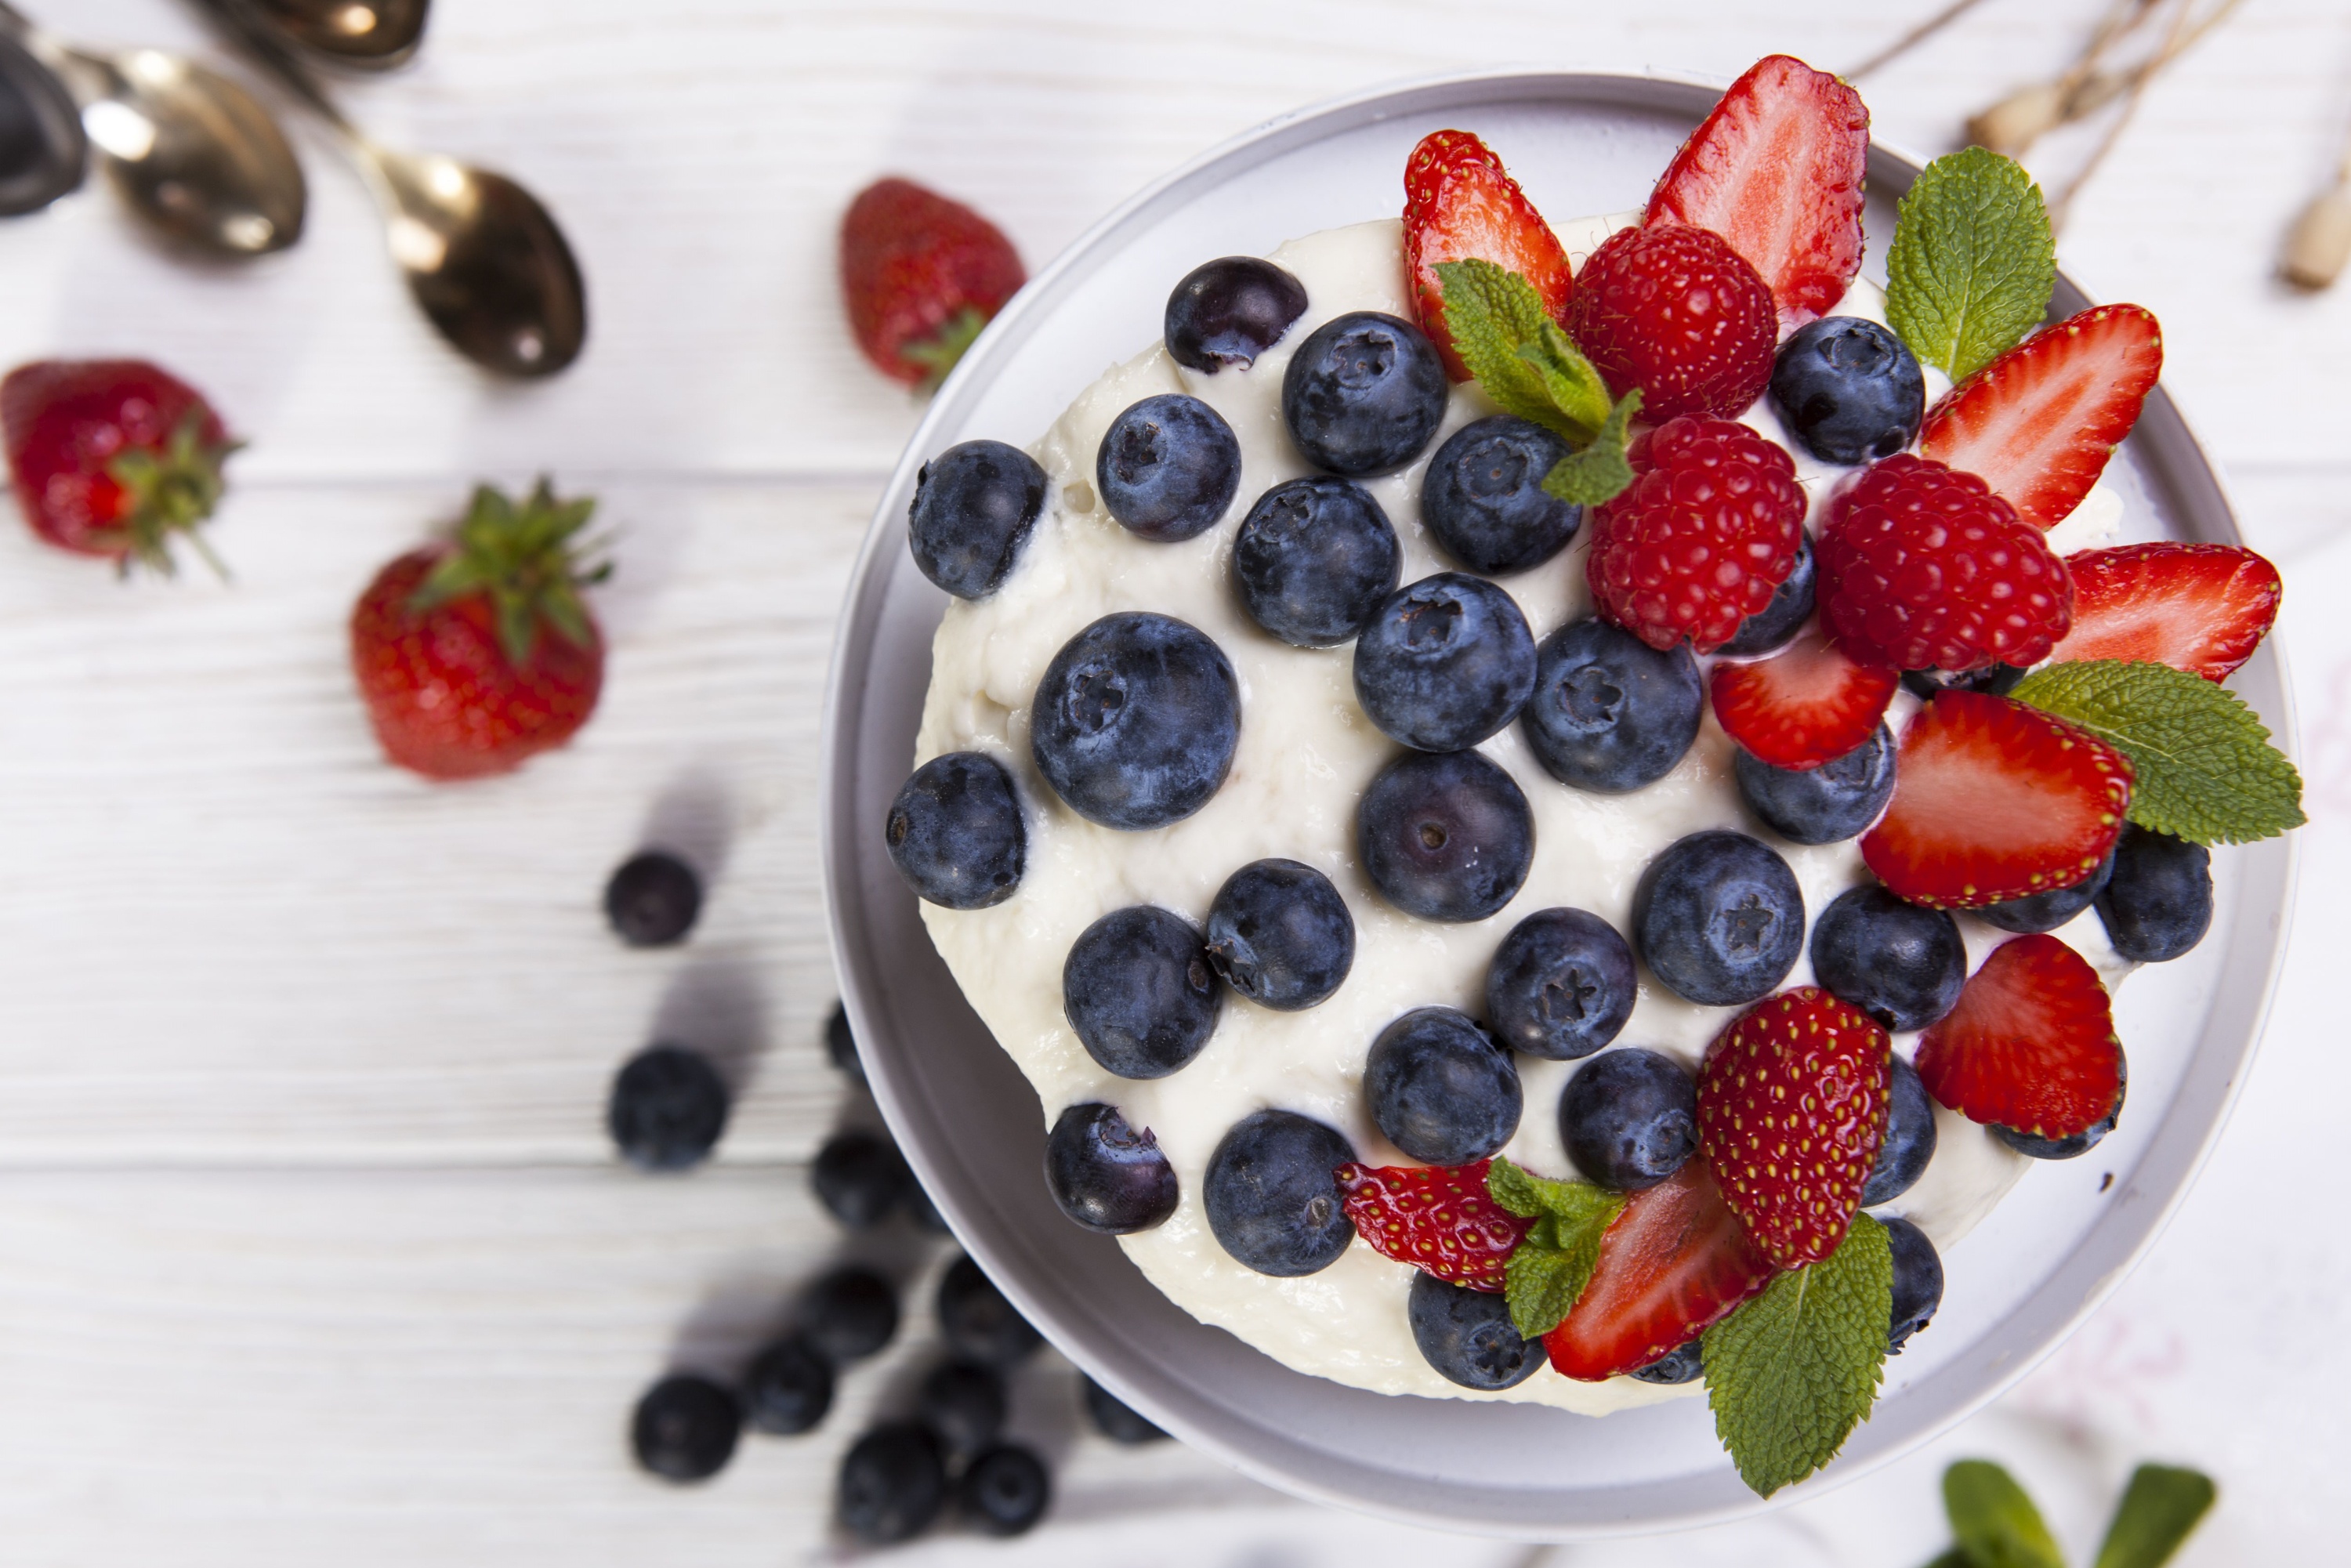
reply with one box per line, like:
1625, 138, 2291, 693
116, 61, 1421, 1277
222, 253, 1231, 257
187, 0, 357, 136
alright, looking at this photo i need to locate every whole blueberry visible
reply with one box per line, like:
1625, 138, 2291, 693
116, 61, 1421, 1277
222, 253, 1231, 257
904, 1179, 951, 1236
1720, 534, 1817, 657
1979, 849, 2114, 934
1031, 612, 1241, 831
1737, 724, 1895, 846
1096, 393, 1243, 542
813, 1129, 911, 1228
1558, 1048, 1697, 1191
1062, 906, 1220, 1079
938, 1255, 1043, 1369
632, 1374, 741, 1483
607, 1044, 730, 1171
1233, 476, 1400, 647
1203, 1108, 1356, 1276
907, 440, 1048, 599
1354, 573, 1538, 751
1882, 1215, 1944, 1354
1630, 1338, 1704, 1385
886, 751, 1027, 909
1995, 1054, 2126, 1160
1081, 1374, 1169, 1443
824, 1000, 864, 1084
1407, 1271, 1544, 1391
1769, 317, 1926, 465
1521, 618, 1704, 793
2097, 825, 2213, 962
799, 1267, 900, 1365
604, 849, 702, 947
917, 1361, 1006, 1461
1365, 1006, 1523, 1165
1901, 663, 2026, 701
1420, 415, 1582, 575
961, 1444, 1052, 1537
740, 1337, 833, 1436
1862, 1054, 1939, 1208
1809, 885, 1966, 1032
837, 1423, 947, 1544
1165, 255, 1309, 372
1045, 1102, 1180, 1233
1357, 749, 1535, 922
1485, 907, 1637, 1061
1206, 858, 1355, 1011
1635, 831, 1805, 1006
1281, 310, 1449, 476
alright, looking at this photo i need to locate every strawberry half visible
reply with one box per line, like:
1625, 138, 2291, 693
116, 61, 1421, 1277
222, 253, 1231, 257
1915, 934, 2124, 1141
1335, 1159, 1531, 1293
2048, 542, 2281, 683
1544, 1160, 1775, 1382
1862, 692, 2132, 909
1404, 130, 1576, 382
1643, 54, 1869, 328
1710, 628, 1900, 770
1918, 305, 2164, 531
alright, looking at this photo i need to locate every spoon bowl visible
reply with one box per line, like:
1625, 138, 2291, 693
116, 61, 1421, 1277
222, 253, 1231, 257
69, 48, 302, 254
249, 0, 427, 71
0, 26, 84, 215
374, 149, 583, 376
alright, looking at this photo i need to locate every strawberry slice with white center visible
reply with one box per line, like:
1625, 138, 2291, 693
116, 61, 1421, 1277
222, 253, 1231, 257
1643, 54, 1869, 329
2048, 541, 2281, 683
1405, 129, 1576, 382
1915, 933, 2124, 1141
1709, 628, 1900, 770
1918, 305, 2164, 531
1861, 691, 2132, 909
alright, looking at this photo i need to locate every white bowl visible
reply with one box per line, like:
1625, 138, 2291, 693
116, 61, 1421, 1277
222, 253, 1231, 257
820, 69, 2298, 1538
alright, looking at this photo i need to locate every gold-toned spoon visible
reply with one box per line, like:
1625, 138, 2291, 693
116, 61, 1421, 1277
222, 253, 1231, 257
244, 0, 428, 72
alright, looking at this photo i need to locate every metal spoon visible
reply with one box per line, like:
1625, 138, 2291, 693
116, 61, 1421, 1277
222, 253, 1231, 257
0, 22, 84, 215
244, 0, 429, 71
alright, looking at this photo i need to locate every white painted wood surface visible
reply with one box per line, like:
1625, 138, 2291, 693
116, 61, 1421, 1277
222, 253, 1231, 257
0, 1, 2346, 1562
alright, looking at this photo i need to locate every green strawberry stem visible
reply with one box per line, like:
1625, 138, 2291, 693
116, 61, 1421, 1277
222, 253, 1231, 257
412, 479, 610, 667
104, 411, 241, 579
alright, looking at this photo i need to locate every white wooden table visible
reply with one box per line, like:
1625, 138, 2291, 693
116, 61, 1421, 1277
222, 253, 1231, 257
0, 2, 2345, 1562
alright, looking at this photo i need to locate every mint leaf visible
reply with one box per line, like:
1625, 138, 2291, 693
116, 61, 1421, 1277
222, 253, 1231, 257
1518, 320, 1613, 437
1943, 1460, 2066, 1568
2093, 1465, 2215, 1568
1434, 258, 1638, 508
1886, 147, 2056, 382
1488, 1157, 1621, 1338
2010, 659, 2305, 845
1541, 388, 1641, 506
1702, 1214, 1890, 1497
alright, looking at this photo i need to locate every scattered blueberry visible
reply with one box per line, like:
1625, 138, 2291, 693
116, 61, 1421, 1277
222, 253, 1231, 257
1353, 573, 1538, 751
1521, 618, 1703, 793
1365, 1006, 1523, 1165
961, 1444, 1052, 1537
813, 1129, 911, 1228
1081, 1374, 1169, 1443
1978, 849, 2113, 934
1044, 1102, 1180, 1234
1736, 724, 1895, 846
1096, 393, 1243, 542
1862, 1054, 1939, 1208
1281, 310, 1448, 476
837, 1423, 947, 1544
1062, 905, 1220, 1079
1810, 885, 1966, 1032
1419, 415, 1581, 575
604, 850, 702, 947
907, 440, 1048, 599
1720, 534, 1817, 658
740, 1336, 833, 1436
1558, 1048, 1697, 1192
824, 1000, 864, 1084
1995, 1054, 2126, 1160
886, 751, 1027, 909
1030, 612, 1241, 831
1203, 1108, 1356, 1276
632, 1374, 741, 1483
916, 1361, 1006, 1461
1882, 1215, 1944, 1354
607, 1044, 730, 1171
2097, 825, 2214, 962
1630, 1338, 1704, 1385
1769, 317, 1926, 466
1900, 663, 2026, 701
1205, 859, 1355, 1011
1165, 255, 1309, 372
1407, 1272, 1543, 1391
799, 1266, 900, 1366
1634, 830, 1806, 1006
1486, 907, 1637, 1061
938, 1254, 1044, 1369
905, 1178, 952, 1236
1357, 748, 1535, 922
1232, 476, 1400, 647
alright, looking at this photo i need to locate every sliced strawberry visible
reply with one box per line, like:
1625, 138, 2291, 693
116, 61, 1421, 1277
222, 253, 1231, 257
1915, 934, 2124, 1140
1405, 129, 1575, 382
2049, 542, 2280, 683
1709, 629, 1900, 770
1544, 1160, 1775, 1382
1918, 305, 2164, 531
1861, 691, 2132, 909
1644, 55, 1869, 328
1335, 1159, 1531, 1292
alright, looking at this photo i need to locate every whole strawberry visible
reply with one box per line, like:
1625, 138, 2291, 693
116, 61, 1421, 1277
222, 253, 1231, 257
841, 177, 1025, 391
1563, 223, 1777, 422
2, 358, 237, 574
1335, 1159, 1531, 1292
350, 480, 607, 781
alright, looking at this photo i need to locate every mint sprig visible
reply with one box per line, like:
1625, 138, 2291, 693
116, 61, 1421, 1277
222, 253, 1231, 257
1885, 147, 2056, 383
1487, 1157, 1621, 1339
2010, 659, 2304, 845
2094, 1465, 2218, 1568
1944, 1458, 2067, 1568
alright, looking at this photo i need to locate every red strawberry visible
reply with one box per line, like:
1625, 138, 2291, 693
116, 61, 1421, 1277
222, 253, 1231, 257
1545, 1159, 1775, 1382
2048, 542, 2281, 683
840, 178, 1025, 391
1586, 415, 1806, 652
1918, 305, 2163, 531
1862, 691, 2132, 909
1710, 629, 1900, 770
1404, 130, 1576, 382
2, 358, 237, 574
350, 480, 607, 781
1562, 223, 1777, 422
1818, 454, 2074, 673
1645, 54, 1870, 328
1335, 1159, 1532, 1293
1915, 934, 2124, 1141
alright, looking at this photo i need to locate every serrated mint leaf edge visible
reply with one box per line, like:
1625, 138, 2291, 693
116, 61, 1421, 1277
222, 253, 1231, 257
1884, 147, 2056, 382
1541, 387, 1640, 508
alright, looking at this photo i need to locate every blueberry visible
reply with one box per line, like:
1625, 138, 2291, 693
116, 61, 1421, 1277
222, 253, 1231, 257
1281, 310, 1449, 476
1420, 415, 1581, 575
1353, 573, 1538, 751
1737, 724, 1895, 845
886, 751, 1027, 909
1031, 612, 1241, 831
1364, 1006, 1523, 1165
1862, 1054, 1938, 1208
812, 1128, 911, 1228
631, 1374, 741, 1482
905, 1179, 952, 1236
1630, 1339, 1704, 1385
917, 1361, 1006, 1461
1062, 906, 1220, 1078
799, 1266, 900, 1366
1232, 476, 1400, 647
1994, 1054, 2126, 1160
1203, 1108, 1356, 1276
1357, 748, 1535, 922
1882, 1215, 1944, 1354
1045, 1103, 1180, 1233
607, 1044, 730, 1171
1206, 858, 1355, 1010
1635, 831, 1806, 1006
740, 1337, 833, 1436
1769, 317, 1926, 466
2096, 825, 2213, 962
1558, 1048, 1697, 1191
1096, 393, 1243, 542
1720, 534, 1817, 657
824, 1000, 864, 1084
604, 849, 702, 947
1081, 1374, 1169, 1443
1810, 885, 1966, 1032
1407, 1272, 1543, 1391
1978, 849, 2114, 934
1165, 255, 1309, 372
1901, 663, 2026, 701
960, 1444, 1052, 1537
938, 1255, 1044, 1369
837, 1423, 947, 1544
1521, 618, 1703, 793
1486, 907, 1637, 1061
907, 440, 1048, 599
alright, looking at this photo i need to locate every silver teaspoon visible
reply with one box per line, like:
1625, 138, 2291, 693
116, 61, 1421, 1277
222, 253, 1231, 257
245, 0, 429, 72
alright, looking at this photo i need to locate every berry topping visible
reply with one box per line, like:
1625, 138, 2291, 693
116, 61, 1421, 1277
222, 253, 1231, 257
960, 1444, 1051, 1537
631, 1374, 741, 1483
1029, 612, 1241, 831
1081, 1374, 1169, 1443
1563, 224, 1778, 422
1403, 129, 1576, 382
1635, 829, 1806, 1006
1735, 722, 1896, 846
603, 850, 703, 947
1720, 533, 1817, 658
1632, 1338, 1705, 1385
1364, 1006, 1523, 1165
1485, 907, 1638, 1061
907, 439, 1048, 599
1203, 1109, 1357, 1277
1711, 629, 1900, 772
1882, 1215, 1944, 1353
607, 1044, 730, 1171
1165, 255, 1309, 373
1520, 617, 1704, 793
937, 1254, 1043, 1368
741, 1337, 833, 1436
2096, 824, 2213, 962
1770, 317, 1925, 465
1205, 858, 1356, 1011
1096, 393, 1243, 541
1809, 885, 1967, 1032
1334, 1157, 1531, 1292
1353, 572, 1538, 752
1559, 1048, 1699, 1192
1900, 661, 2027, 701
1407, 1271, 1545, 1390
1281, 310, 1449, 476
2, 358, 237, 573
1356, 748, 1535, 922
1045, 1103, 1179, 1234
841, 178, 1023, 390
1420, 415, 1584, 574
837, 1424, 947, 1543
1062, 905, 1220, 1079
886, 751, 1027, 910
1232, 476, 1402, 648
918, 1361, 1007, 1461
1994, 1056, 2126, 1160
1977, 846, 2114, 934
1914, 933, 2125, 1143
1861, 1054, 1938, 1208
799, 1266, 900, 1365
813, 1129, 913, 1229
2047, 541, 2281, 682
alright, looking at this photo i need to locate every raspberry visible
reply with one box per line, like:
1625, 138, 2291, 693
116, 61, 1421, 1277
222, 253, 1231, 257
1585, 416, 1806, 653
1335, 1159, 1531, 1292
1563, 223, 1777, 422
1818, 454, 2075, 672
